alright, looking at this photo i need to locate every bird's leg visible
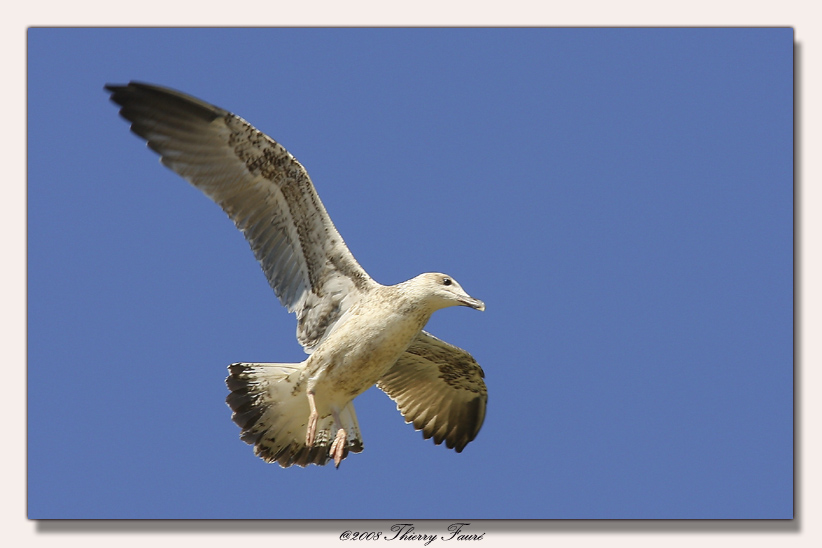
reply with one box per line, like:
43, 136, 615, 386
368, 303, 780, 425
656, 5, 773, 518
329, 408, 347, 468
305, 390, 319, 447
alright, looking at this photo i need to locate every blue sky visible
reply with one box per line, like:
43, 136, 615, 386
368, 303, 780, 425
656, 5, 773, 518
27, 28, 793, 519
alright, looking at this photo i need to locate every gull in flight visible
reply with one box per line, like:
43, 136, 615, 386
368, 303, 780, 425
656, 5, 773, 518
106, 82, 487, 468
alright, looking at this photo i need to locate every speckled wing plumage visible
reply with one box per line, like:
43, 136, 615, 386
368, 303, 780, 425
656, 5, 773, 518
378, 331, 487, 453
106, 82, 375, 352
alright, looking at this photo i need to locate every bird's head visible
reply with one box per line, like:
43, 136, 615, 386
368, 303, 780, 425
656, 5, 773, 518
409, 273, 485, 313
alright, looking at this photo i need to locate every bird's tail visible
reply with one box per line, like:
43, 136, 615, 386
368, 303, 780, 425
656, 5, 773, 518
225, 362, 363, 467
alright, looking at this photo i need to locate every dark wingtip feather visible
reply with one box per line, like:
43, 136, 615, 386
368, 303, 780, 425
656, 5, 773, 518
105, 81, 226, 125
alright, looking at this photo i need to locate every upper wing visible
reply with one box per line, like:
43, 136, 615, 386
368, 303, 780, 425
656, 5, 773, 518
106, 82, 376, 352
377, 331, 487, 452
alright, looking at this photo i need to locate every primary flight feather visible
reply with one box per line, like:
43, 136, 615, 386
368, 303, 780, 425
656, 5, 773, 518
106, 82, 487, 467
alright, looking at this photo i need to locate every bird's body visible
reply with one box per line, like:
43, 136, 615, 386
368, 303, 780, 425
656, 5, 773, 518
307, 282, 433, 399
107, 82, 487, 468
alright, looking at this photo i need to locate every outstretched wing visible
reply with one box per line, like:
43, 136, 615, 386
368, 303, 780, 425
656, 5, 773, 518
106, 82, 376, 352
377, 331, 487, 452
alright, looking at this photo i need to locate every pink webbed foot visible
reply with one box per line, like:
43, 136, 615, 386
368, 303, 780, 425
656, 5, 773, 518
329, 428, 347, 468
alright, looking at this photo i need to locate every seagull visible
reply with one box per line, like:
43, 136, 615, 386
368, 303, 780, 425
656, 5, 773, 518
106, 82, 487, 468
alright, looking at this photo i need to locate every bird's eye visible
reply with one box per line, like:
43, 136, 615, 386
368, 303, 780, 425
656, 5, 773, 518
443, 278, 452, 286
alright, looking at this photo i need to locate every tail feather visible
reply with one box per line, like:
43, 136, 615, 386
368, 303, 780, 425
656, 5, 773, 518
225, 362, 363, 467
